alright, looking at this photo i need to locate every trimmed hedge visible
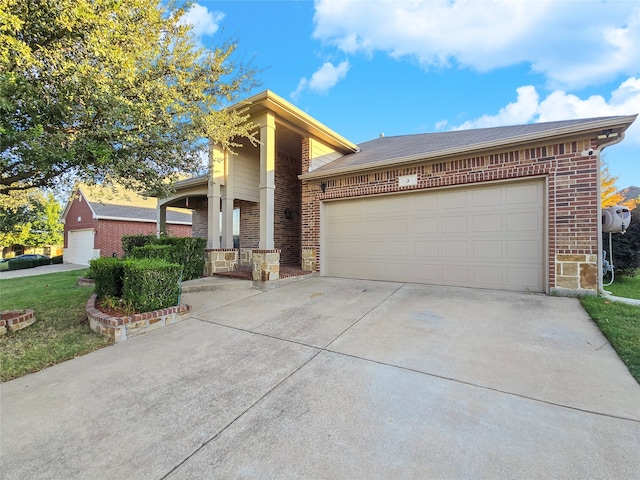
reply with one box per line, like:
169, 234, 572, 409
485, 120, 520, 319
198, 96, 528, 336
157, 237, 206, 281
122, 258, 182, 312
38, 257, 52, 266
121, 235, 206, 281
8, 259, 37, 270
89, 257, 124, 298
122, 234, 156, 257
130, 244, 176, 262
51, 255, 63, 264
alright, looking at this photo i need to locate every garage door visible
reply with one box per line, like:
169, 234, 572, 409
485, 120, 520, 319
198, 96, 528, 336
323, 180, 545, 292
67, 229, 97, 265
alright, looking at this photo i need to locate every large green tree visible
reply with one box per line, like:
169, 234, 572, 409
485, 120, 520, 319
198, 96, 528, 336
0, 0, 258, 195
0, 189, 62, 247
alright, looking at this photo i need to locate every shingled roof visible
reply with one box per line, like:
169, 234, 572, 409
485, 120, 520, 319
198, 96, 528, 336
89, 203, 191, 224
301, 115, 637, 179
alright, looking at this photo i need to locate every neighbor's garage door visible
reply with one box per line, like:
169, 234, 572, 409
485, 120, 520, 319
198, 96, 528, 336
323, 180, 545, 292
67, 229, 96, 265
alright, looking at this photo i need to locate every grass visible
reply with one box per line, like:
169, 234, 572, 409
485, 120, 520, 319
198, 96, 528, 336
580, 275, 640, 384
0, 269, 111, 381
604, 274, 640, 300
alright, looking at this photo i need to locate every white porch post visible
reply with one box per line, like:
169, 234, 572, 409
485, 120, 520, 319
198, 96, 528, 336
156, 201, 167, 238
207, 140, 224, 249
221, 149, 234, 248
259, 113, 276, 250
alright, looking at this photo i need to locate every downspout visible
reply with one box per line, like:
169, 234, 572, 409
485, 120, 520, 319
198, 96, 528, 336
595, 131, 626, 296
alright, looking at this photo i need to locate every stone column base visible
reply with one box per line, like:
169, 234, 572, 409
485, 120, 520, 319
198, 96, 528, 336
239, 248, 253, 267
302, 248, 317, 272
555, 254, 598, 292
204, 249, 238, 276
252, 250, 280, 281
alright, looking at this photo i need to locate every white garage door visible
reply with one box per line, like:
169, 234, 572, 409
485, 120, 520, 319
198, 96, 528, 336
67, 229, 97, 265
323, 180, 545, 292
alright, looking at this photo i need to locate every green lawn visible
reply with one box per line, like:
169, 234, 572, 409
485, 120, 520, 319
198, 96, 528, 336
0, 269, 111, 381
605, 275, 640, 300
580, 275, 640, 384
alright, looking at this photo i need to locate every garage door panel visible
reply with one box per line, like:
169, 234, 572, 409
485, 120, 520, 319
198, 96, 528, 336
415, 217, 438, 234
324, 180, 544, 292
67, 229, 96, 265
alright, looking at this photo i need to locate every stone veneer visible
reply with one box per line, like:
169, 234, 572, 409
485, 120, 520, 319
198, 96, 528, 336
252, 249, 280, 281
239, 248, 253, 267
555, 254, 598, 292
205, 249, 238, 275
302, 248, 316, 272
86, 294, 191, 343
0, 309, 35, 335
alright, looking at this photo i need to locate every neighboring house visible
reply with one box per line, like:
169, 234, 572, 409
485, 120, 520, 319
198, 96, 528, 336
157, 89, 637, 295
61, 185, 192, 265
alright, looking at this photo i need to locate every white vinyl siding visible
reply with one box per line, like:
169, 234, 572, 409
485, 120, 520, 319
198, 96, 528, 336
309, 138, 343, 171
233, 152, 260, 203
323, 180, 545, 292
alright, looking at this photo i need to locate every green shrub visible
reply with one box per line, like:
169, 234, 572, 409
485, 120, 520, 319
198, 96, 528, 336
8, 259, 37, 270
157, 236, 206, 280
121, 258, 182, 312
89, 257, 124, 298
51, 255, 63, 264
130, 244, 176, 262
121, 234, 156, 257
0, 262, 8, 271
38, 257, 52, 266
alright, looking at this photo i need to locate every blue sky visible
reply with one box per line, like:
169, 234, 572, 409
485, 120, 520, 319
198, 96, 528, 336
188, 0, 640, 190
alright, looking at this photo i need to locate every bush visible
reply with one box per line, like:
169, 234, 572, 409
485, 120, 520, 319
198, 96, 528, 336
605, 212, 640, 276
122, 258, 182, 312
51, 255, 63, 264
38, 257, 52, 266
130, 244, 176, 263
157, 237, 206, 280
89, 257, 124, 298
0, 262, 8, 271
121, 234, 156, 257
8, 259, 37, 270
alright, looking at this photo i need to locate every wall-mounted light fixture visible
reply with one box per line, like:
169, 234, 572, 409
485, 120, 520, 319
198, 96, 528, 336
284, 208, 292, 220
319, 181, 327, 194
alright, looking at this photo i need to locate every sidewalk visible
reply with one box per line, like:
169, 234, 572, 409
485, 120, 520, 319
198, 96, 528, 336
0, 263, 87, 280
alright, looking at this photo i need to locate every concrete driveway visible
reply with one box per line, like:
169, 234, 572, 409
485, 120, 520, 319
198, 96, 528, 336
2, 277, 639, 479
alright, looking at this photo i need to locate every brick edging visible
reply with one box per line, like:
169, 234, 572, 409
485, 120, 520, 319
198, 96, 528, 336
86, 294, 191, 342
0, 309, 36, 335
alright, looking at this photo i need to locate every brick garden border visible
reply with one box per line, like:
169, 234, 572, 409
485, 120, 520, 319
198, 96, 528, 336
0, 309, 36, 335
86, 294, 191, 343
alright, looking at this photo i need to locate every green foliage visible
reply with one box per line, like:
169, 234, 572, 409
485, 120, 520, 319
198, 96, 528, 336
121, 234, 156, 257
122, 235, 205, 280
605, 213, 640, 276
1, 0, 259, 194
89, 257, 124, 298
157, 236, 206, 280
121, 258, 182, 312
7, 258, 36, 270
130, 244, 176, 262
51, 255, 63, 264
0, 189, 63, 246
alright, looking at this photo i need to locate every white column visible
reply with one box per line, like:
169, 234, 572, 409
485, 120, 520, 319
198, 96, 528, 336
221, 149, 234, 248
207, 140, 223, 249
259, 113, 276, 250
156, 202, 167, 238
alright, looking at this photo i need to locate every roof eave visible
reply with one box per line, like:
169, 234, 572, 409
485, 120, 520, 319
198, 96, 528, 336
300, 114, 638, 181
230, 90, 359, 154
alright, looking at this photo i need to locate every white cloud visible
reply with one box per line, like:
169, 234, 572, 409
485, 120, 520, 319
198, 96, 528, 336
291, 61, 351, 100
313, 0, 640, 90
446, 78, 640, 144
179, 3, 225, 40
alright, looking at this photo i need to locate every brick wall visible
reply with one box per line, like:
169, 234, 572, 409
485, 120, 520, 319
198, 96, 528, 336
301, 136, 601, 292
237, 199, 260, 249
63, 193, 98, 248
190, 198, 209, 239
96, 220, 191, 257
274, 151, 302, 264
